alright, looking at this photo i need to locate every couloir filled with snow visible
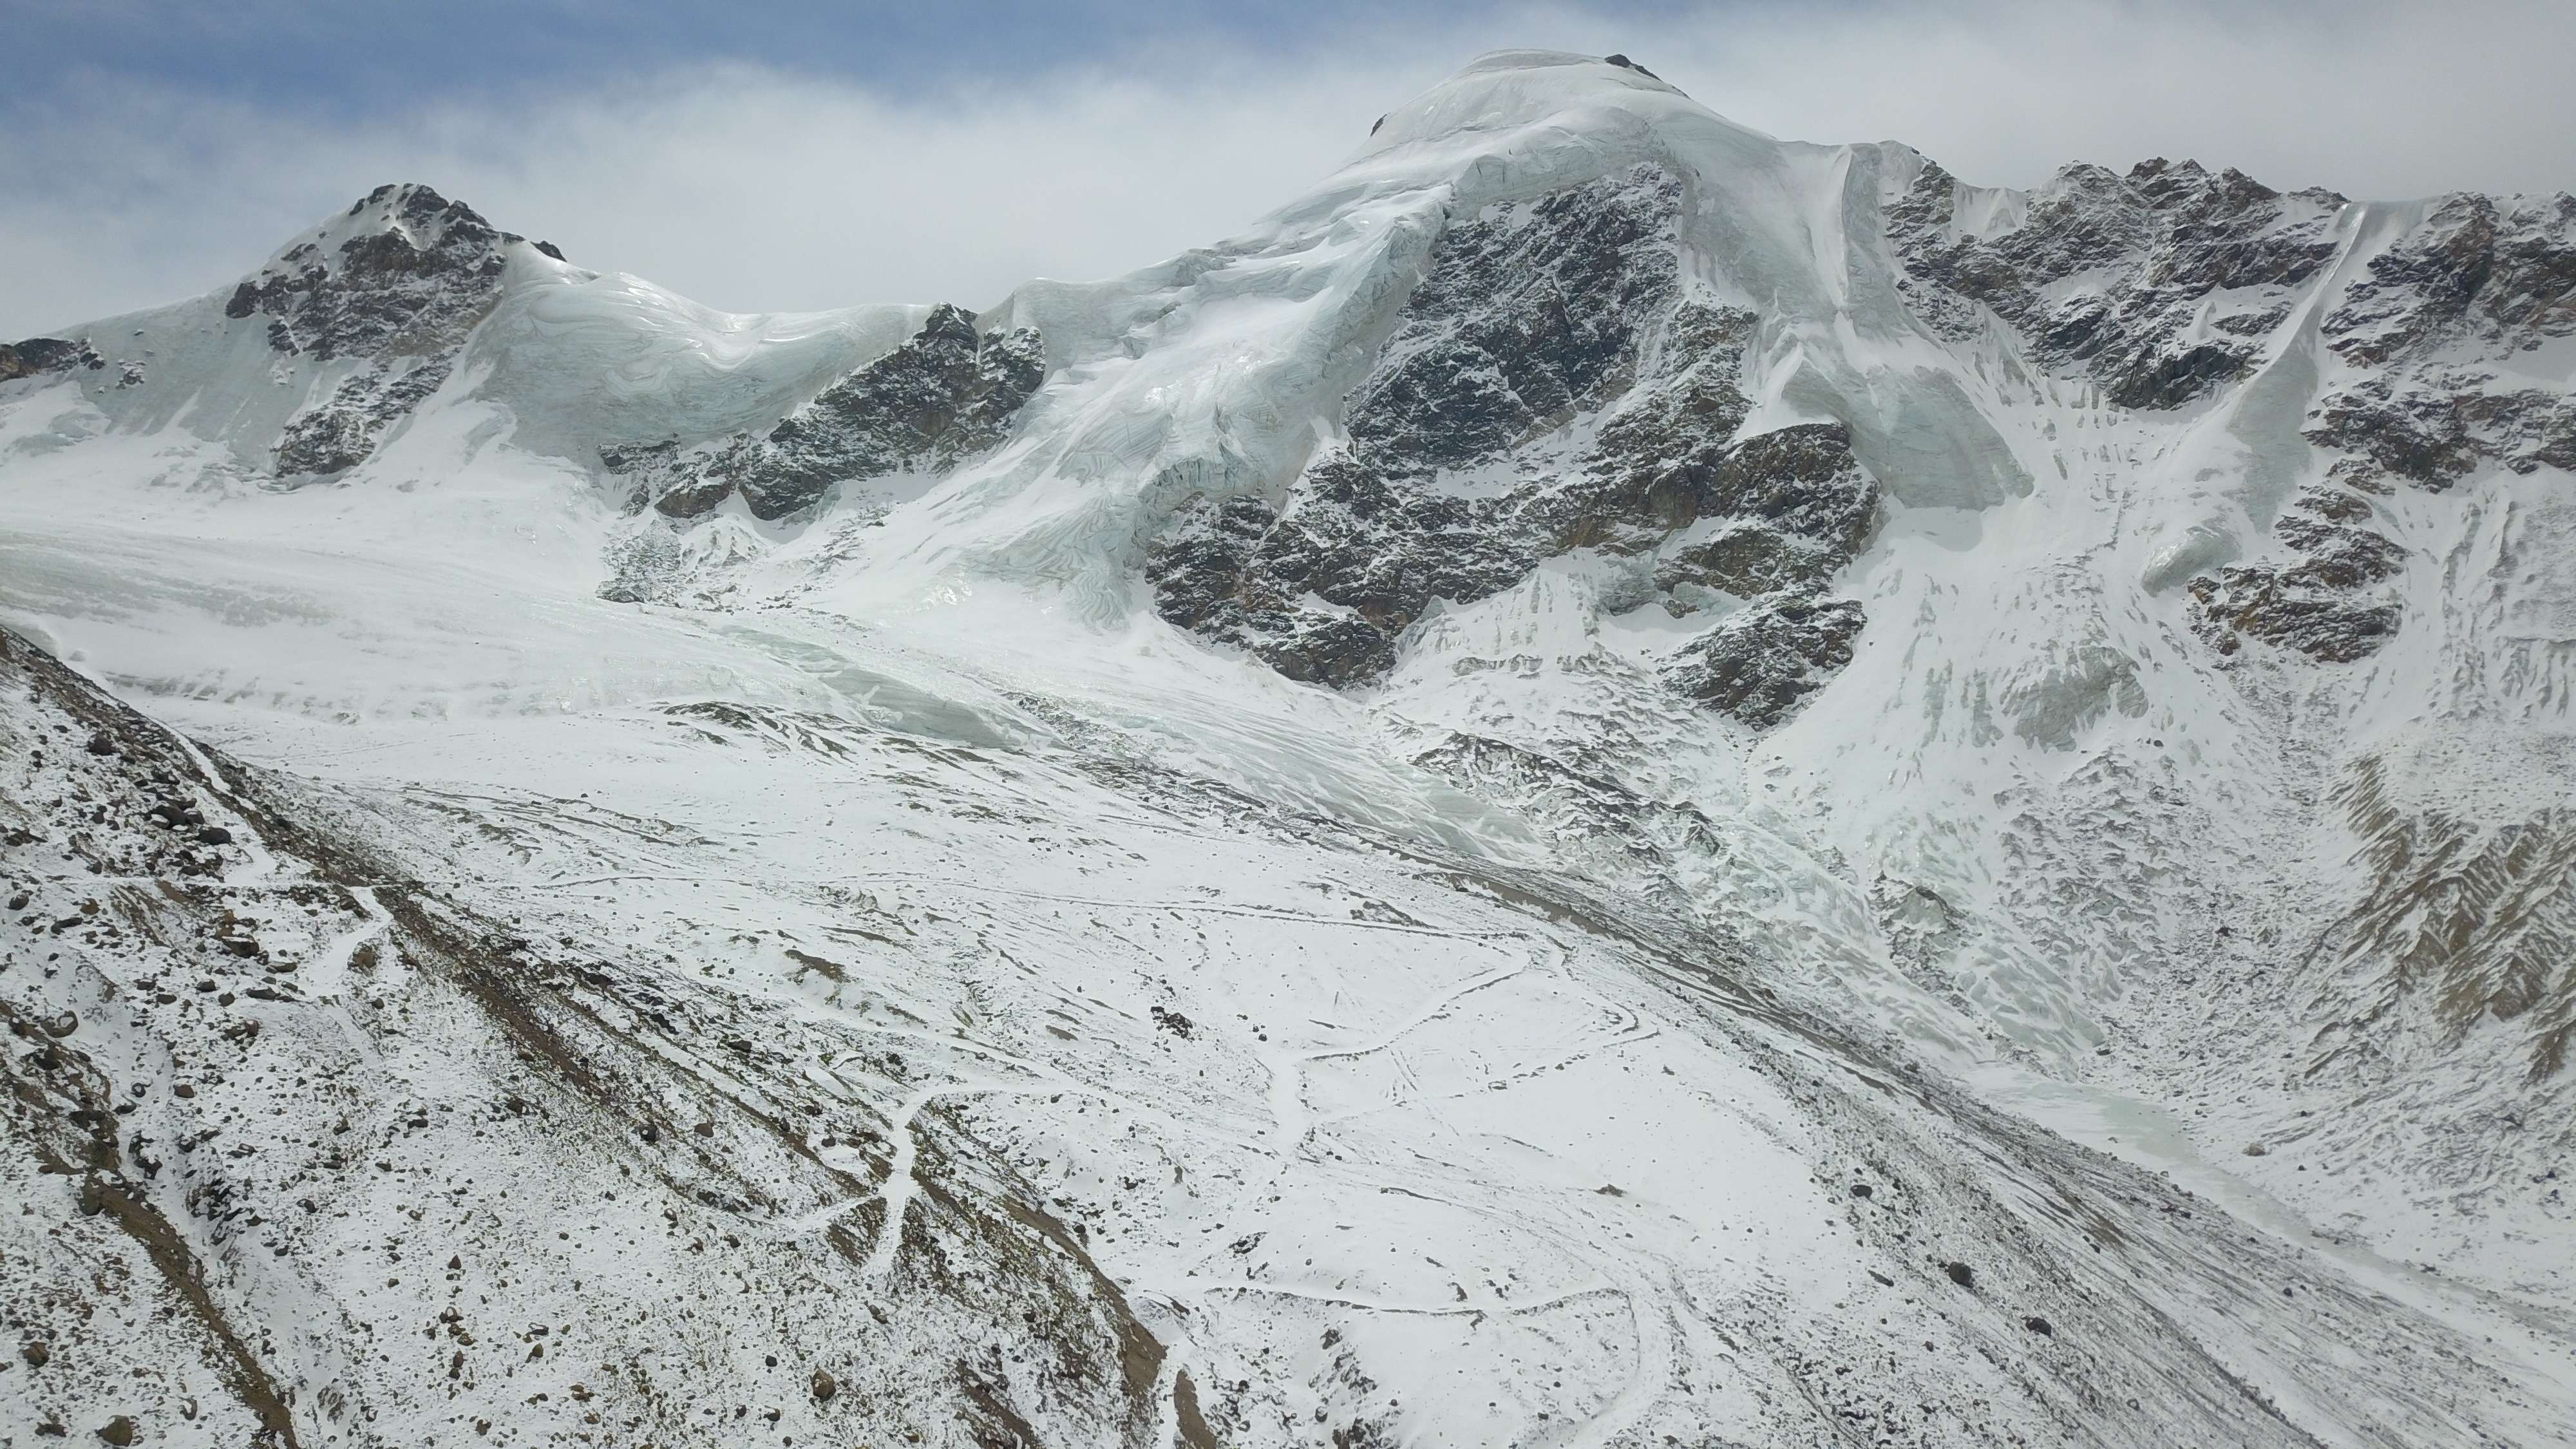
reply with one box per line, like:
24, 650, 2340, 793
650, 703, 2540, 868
3, 49, 2571, 1448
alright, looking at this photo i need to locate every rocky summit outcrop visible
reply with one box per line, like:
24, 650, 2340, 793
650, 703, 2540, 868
3, 185, 549, 482
224, 184, 524, 362
1146, 164, 1880, 726
607, 303, 1046, 522
230, 184, 535, 478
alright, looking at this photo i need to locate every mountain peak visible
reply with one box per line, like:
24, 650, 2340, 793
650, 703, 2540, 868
220, 182, 552, 363
1361, 48, 1712, 158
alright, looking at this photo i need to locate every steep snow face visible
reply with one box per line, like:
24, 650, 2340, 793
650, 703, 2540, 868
5, 46, 2576, 1449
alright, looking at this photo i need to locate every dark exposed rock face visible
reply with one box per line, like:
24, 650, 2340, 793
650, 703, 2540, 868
2192, 193, 2570, 661
225, 184, 518, 363
2322, 193, 2576, 367
1146, 166, 1879, 728
274, 359, 457, 477
1890, 148, 2573, 670
0, 337, 104, 382
1665, 596, 1866, 728
1358, 166, 1683, 471
2188, 486, 2408, 663
1888, 156, 2347, 412
611, 305, 1046, 522
2307, 193, 2576, 491
229, 184, 529, 478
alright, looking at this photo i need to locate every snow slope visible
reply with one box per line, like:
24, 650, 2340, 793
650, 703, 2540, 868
3, 48, 2572, 1448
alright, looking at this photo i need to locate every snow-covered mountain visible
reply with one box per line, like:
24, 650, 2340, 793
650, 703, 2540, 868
4, 48, 2572, 1446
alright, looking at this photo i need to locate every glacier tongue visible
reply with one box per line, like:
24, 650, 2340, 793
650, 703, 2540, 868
3, 46, 2575, 1449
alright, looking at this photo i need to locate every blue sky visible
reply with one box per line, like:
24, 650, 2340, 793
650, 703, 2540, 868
8, 1, 1410, 109
6, 0, 2570, 335
15, 1, 1638, 124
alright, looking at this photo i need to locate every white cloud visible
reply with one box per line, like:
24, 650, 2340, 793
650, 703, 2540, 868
0, 58, 1430, 335
5, 0, 2570, 337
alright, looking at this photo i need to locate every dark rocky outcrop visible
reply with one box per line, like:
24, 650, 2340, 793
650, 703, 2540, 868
0, 337, 104, 382
1889, 156, 2347, 411
1146, 167, 1880, 726
2188, 486, 2409, 663
1665, 596, 1866, 728
2287, 194, 2576, 496
225, 184, 519, 363
273, 358, 457, 477
1891, 149, 2571, 673
231, 184, 533, 478
2322, 193, 2576, 369
611, 305, 1046, 522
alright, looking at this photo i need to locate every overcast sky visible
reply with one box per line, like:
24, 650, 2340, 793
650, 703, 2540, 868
5, 0, 2570, 336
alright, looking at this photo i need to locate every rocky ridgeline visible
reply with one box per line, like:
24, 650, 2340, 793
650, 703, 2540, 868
226, 184, 549, 478
605, 303, 1045, 522
1, 185, 544, 479
1148, 164, 1882, 727
1892, 158, 2576, 665
1889, 156, 2350, 412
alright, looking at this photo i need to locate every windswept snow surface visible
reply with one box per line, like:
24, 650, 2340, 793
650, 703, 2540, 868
4, 48, 2574, 1448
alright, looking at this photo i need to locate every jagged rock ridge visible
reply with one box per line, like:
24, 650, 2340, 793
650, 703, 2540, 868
1147, 165, 1881, 726
231, 184, 541, 478
607, 303, 1046, 523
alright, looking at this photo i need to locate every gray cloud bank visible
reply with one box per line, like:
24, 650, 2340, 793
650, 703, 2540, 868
5, 0, 2570, 336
